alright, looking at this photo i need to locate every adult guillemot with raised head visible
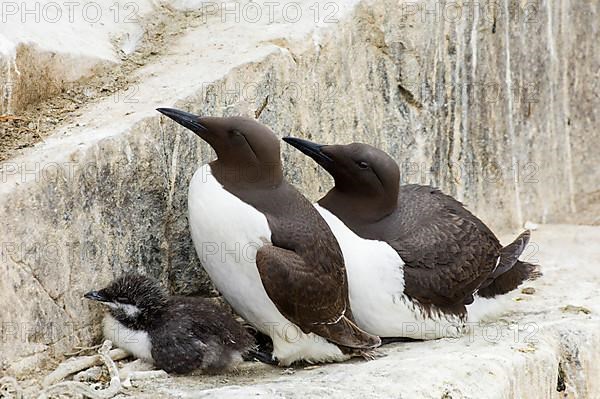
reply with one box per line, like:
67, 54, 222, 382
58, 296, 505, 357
156, 108, 380, 365
283, 137, 541, 339
84, 273, 254, 373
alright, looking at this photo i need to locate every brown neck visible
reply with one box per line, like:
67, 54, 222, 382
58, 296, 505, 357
319, 188, 396, 229
210, 159, 283, 191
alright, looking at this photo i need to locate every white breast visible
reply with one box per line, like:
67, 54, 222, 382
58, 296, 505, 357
188, 164, 275, 327
315, 205, 465, 339
102, 314, 153, 362
188, 165, 348, 365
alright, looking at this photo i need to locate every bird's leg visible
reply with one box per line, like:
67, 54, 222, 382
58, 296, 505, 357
243, 349, 279, 366
359, 349, 385, 361
380, 337, 422, 345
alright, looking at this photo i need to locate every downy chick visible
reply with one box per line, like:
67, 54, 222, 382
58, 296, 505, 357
85, 273, 254, 374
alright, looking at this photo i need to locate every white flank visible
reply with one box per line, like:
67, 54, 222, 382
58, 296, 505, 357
103, 314, 153, 363
315, 205, 465, 340
188, 164, 348, 365
467, 294, 513, 324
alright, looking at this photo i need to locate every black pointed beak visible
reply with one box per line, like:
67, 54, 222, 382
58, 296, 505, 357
156, 108, 208, 135
282, 136, 333, 167
84, 290, 110, 302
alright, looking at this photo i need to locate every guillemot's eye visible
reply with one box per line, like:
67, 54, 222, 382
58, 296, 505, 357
116, 297, 132, 304
356, 161, 369, 169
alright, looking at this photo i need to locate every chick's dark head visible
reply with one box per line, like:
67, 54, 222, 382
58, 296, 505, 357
85, 273, 169, 328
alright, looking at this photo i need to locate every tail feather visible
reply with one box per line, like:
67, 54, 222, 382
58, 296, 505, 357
478, 230, 532, 291
477, 230, 541, 298
478, 260, 542, 298
493, 230, 531, 279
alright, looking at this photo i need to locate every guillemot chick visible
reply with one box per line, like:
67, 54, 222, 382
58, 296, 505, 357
85, 273, 254, 374
156, 108, 380, 366
284, 138, 541, 338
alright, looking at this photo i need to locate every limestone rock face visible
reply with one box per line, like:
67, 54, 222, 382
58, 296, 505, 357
0, 0, 160, 114
0, 0, 598, 391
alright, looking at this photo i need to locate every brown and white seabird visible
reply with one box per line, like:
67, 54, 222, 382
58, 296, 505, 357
283, 137, 541, 338
156, 109, 380, 365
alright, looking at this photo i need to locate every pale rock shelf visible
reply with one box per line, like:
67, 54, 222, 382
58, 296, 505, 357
0, 0, 599, 397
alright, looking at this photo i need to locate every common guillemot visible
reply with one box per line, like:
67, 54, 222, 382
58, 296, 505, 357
283, 137, 541, 338
156, 108, 380, 365
84, 273, 254, 373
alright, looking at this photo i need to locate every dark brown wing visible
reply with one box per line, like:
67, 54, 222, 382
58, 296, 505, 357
256, 244, 380, 349
388, 185, 502, 310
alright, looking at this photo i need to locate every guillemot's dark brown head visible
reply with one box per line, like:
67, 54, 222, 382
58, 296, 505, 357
283, 137, 400, 223
158, 108, 283, 188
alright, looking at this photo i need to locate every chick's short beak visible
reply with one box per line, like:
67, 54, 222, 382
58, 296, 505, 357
84, 290, 110, 302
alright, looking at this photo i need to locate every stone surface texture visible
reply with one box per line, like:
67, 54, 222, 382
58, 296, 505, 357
0, 0, 159, 114
0, 0, 599, 397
